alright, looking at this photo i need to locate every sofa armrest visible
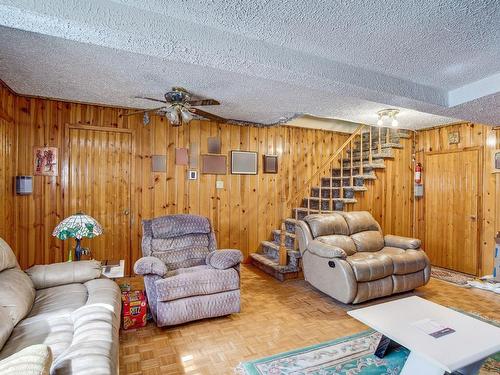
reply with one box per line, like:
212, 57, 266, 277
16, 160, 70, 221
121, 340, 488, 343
134, 256, 168, 276
308, 240, 347, 259
296, 220, 313, 253
0, 344, 52, 375
384, 235, 421, 250
26, 260, 102, 290
206, 249, 243, 269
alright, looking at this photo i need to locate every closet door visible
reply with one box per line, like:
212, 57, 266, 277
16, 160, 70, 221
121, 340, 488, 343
66, 126, 133, 273
424, 148, 480, 275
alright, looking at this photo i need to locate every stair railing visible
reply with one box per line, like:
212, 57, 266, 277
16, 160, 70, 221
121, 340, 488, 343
277, 123, 369, 265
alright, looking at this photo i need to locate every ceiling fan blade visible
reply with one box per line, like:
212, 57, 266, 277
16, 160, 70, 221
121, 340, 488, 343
187, 98, 220, 106
120, 107, 166, 117
134, 96, 168, 104
190, 108, 228, 123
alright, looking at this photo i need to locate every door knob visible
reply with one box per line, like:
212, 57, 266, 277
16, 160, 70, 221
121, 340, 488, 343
470, 215, 477, 220
124, 209, 130, 216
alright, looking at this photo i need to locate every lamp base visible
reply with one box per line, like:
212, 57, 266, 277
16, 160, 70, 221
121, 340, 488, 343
75, 238, 82, 261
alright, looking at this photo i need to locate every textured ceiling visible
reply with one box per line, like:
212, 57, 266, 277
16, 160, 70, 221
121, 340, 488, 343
0, 0, 499, 129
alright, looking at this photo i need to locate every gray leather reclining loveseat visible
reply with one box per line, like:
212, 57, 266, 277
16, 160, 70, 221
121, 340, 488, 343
296, 211, 430, 304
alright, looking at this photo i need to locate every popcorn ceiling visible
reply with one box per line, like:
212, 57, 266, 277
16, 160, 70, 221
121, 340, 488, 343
0, 0, 498, 128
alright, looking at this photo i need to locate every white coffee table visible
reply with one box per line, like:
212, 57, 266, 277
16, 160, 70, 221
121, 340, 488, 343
348, 296, 500, 375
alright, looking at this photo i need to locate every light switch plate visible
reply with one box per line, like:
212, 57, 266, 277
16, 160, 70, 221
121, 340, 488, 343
187, 170, 198, 180
216, 180, 224, 189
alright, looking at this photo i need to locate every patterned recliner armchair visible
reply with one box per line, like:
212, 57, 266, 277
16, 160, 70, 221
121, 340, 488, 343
134, 214, 242, 326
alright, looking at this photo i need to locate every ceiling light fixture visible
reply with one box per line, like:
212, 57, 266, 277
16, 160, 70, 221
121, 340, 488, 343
376, 109, 400, 127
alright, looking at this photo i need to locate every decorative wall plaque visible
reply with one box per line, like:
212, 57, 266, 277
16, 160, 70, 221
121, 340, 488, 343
448, 131, 460, 145
34, 147, 58, 176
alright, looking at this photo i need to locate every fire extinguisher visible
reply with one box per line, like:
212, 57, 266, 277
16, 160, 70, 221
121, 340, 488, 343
415, 162, 422, 184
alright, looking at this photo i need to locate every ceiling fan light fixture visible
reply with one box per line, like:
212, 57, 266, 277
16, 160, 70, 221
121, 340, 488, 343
181, 108, 193, 123
166, 109, 179, 125
377, 116, 383, 126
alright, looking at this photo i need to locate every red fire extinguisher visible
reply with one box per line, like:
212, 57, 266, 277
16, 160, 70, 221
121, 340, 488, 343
415, 162, 422, 184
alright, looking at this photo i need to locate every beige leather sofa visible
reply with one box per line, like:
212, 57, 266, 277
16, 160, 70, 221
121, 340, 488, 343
0, 237, 121, 374
296, 211, 430, 304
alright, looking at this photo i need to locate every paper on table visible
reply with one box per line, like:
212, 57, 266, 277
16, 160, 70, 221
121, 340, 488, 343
411, 318, 456, 338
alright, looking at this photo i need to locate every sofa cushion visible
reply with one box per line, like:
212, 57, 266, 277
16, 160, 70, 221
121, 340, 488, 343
304, 213, 349, 238
0, 313, 74, 362
26, 261, 102, 290
379, 247, 429, 274
0, 238, 18, 272
0, 268, 35, 326
151, 214, 211, 239
0, 307, 13, 351
340, 211, 381, 234
26, 284, 88, 323
346, 252, 393, 282
350, 230, 384, 252
315, 235, 357, 255
353, 276, 394, 304
0, 344, 52, 375
156, 267, 239, 302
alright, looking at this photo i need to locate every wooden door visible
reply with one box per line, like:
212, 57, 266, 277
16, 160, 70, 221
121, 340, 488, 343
66, 126, 133, 273
424, 148, 480, 275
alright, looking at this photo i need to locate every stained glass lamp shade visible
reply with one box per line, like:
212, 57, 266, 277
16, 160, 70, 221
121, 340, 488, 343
52, 213, 103, 261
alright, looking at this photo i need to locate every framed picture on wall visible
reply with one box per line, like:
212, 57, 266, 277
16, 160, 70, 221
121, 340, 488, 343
201, 154, 227, 174
263, 154, 278, 173
231, 151, 258, 175
493, 149, 500, 173
34, 147, 58, 176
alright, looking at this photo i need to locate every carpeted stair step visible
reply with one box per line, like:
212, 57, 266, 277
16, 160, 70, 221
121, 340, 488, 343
341, 148, 394, 163
349, 142, 403, 152
341, 159, 386, 169
284, 218, 297, 234
272, 229, 296, 250
311, 186, 368, 199
261, 240, 300, 259
302, 197, 357, 211
330, 167, 377, 179
293, 206, 345, 220
249, 252, 301, 281
321, 176, 366, 188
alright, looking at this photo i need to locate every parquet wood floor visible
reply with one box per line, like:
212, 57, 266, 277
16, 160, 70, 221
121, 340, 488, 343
119, 265, 500, 375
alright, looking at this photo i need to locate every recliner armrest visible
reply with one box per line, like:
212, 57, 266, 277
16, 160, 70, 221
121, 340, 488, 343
206, 249, 243, 269
384, 235, 421, 250
308, 240, 347, 259
134, 256, 168, 276
26, 260, 102, 290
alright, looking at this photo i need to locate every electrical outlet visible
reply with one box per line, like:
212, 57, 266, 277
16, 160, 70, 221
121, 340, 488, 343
216, 180, 224, 189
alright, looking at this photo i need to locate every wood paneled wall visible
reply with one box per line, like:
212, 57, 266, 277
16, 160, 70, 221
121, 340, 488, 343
0, 81, 358, 270
348, 138, 414, 238
416, 122, 500, 275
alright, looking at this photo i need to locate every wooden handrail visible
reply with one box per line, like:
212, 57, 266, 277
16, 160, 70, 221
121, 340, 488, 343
281, 123, 366, 220
277, 123, 367, 266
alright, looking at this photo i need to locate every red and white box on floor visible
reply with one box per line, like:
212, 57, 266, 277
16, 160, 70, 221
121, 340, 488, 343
121, 290, 148, 330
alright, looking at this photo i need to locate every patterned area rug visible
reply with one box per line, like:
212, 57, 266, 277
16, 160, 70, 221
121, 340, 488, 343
236, 316, 500, 374
431, 266, 475, 285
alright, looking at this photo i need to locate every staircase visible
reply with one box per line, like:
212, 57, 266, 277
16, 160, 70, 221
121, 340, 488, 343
250, 126, 412, 281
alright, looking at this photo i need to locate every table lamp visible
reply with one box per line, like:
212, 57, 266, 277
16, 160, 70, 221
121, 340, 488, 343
52, 212, 103, 261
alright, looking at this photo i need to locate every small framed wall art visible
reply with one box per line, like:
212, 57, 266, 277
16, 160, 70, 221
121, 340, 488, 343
263, 154, 278, 173
201, 154, 227, 174
231, 151, 258, 175
34, 147, 58, 176
492, 149, 500, 173
448, 131, 460, 145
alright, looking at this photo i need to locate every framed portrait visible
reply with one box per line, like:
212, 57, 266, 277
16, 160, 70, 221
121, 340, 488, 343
231, 151, 258, 175
493, 149, 500, 173
263, 154, 278, 173
448, 131, 460, 145
201, 154, 227, 174
34, 147, 58, 176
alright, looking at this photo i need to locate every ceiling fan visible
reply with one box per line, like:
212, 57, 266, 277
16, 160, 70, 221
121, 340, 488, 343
121, 87, 228, 126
